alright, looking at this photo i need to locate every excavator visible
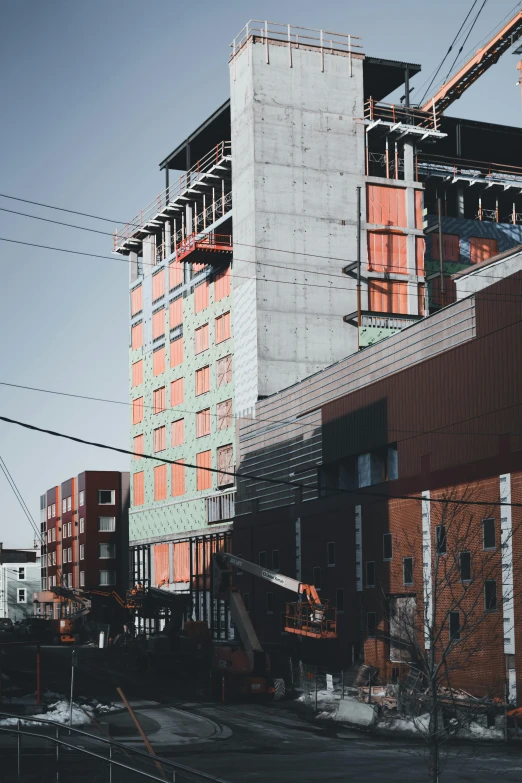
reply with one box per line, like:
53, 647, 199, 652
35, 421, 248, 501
48, 586, 131, 644
211, 551, 336, 700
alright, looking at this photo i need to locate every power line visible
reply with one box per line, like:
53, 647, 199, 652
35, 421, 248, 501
0, 206, 115, 237
0, 413, 520, 510
0, 193, 137, 227
0, 456, 41, 543
442, 0, 489, 83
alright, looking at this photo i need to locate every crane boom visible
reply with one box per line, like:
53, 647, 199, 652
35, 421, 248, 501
220, 552, 303, 595
422, 11, 522, 114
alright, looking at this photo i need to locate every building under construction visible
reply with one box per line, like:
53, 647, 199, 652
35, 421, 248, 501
116, 15, 522, 652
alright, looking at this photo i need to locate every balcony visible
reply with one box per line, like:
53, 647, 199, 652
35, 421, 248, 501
175, 232, 233, 265
417, 153, 522, 194
114, 141, 232, 255
364, 99, 446, 141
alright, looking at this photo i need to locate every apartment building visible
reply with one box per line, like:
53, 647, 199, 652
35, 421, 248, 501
0, 545, 40, 622
35, 471, 129, 619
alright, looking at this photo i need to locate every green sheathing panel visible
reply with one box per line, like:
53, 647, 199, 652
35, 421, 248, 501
359, 325, 402, 348
129, 265, 234, 542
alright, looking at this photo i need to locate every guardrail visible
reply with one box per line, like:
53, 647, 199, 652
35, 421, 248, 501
365, 99, 440, 131
416, 152, 522, 185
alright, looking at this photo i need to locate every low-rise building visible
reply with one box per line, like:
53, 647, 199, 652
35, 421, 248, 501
0, 544, 40, 622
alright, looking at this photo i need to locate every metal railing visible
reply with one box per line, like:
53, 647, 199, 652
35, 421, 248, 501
0, 710, 231, 783
416, 152, 522, 187
361, 313, 418, 330
114, 142, 231, 251
365, 99, 440, 131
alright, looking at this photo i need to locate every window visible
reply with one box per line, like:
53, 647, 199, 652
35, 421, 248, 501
327, 542, 336, 567
131, 322, 143, 350
68, 522, 72, 538
79, 571, 85, 587
79, 518, 84, 534
460, 551, 471, 582
18, 567, 25, 581
52, 528, 56, 542
99, 517, 116, 532
266, 592, 274, 614
132, 397, 144, 425
196, 409, 211, 438
217, 399, 232, 430
196, 450, 212, 491
171, 419, 184, 447
217, 444, 233, 487
215, 312, 231, 343
195, 366, 210, 396
99, 490, 115, 505
68, 547, 72, 563
99, 543, 116, 559
47, 530, 51, 543
272, 550, 280, 571
47, 506, 51, 520
214, 267, 230, 302
153, 348, 165, 377
313, 566, 321, 589
368, 279, 408, 314
152, 308, 165, 340
67, 496, 72, 512
367, 612, 377, 638
169, 297, 183, 328
63, 548, 68, 564
79, 545, 84, 560
133, 473, 144, 506
169, 259, 183, 290
17, 588, 27, 604
170, 378, 184, 407
132, 360, 143, 387
336, 588, 344, 612
449, 611, 460, 641
217, 355, 232, 387
153, 386, 166, 414
131, 284, 142, 315
154, 465, 167, 501
133, 434, 144, 460
403, 557, 414, 586
152, 269, 165, 301
366, 561, 375, 588
52, 503, 56, 517
383, 533, 393, 561
170, 337, 183, 367
42, 577, 47, 590
194, 280, 209, 313
153, 426, 166, 453
172, 460, 185, 497
62, 498, 66, 514
63, 524, 67, 539
99, 571, 116, 587
79, 491, 84, 506
195, 324, 209, 354
483, 518, 496, 550
485, 580, 497, 611
259, 551, 267, 568
436, 525, 447, 555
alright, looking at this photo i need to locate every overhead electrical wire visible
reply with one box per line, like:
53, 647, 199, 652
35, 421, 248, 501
442, 0, 489, 84
0, 413, 520, 510
0, 456, 41, 543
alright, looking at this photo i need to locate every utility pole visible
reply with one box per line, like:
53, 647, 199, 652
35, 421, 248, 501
437, 197, 445, 309
69, 649, 77, 732
356, 186, 362, 350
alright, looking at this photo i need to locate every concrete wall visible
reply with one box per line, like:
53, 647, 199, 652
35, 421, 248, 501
231, 39, 366, 409
454, 248, 522, 301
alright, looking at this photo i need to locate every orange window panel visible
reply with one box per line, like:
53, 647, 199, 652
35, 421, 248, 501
152, 270, 165, 302
171, 419, 184, 447
195, 324, 209, 354
132, 360, 143, 387
131, 285, 142, 316
153, 348, 165, 377
133, 471, 144, 506
133, 434, 144, 460
431, 275, 457, 308
169, 297, 183, 328
414, 190, 424, 229
173, 541, 190, 582
152, 309, 165, 340
216, 354, 232, 387
215, 311, 231, 343
368, 280, 408, 314
469, 237, 498, 265
153, 425, 166, 453
214, 267, 231, 302
154, 543, 170, 587
366, 184, 406, 227
196, 450, 212, 491
169, 260, 183, 290
153, 386, 166, 414
194, 280, 209, 313
416, 236, 425, 276
367, 232, 408, 274
217, 399, 232, 431
418, 284, 426, 317
196, 408, 211, 438
170, 378, 184, 407
172, 460, 185, 497
132, 397, 144, 425
195, 366, 210, 396
131, 322, 143, 350
217, 444, 234, 487
170, 337, 183, 367
431, 233, 460, 262
154, 464, 167, 501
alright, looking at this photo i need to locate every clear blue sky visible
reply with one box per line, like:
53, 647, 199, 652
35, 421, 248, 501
0, 0, 520, 547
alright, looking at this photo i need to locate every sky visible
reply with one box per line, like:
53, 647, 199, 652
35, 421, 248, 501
0, 0, 521, 548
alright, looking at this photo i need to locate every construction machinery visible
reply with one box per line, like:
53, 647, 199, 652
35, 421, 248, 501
211, 551, 336, 700
49, 586, 130, 643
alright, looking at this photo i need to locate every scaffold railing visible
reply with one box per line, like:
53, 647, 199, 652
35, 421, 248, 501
417, 152, 522, 187
365, 98, 440, 130
114, 141, 231, 251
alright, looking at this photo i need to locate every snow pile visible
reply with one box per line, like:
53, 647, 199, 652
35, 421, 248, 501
0, 695, 120, 728
380, 713, 430, 735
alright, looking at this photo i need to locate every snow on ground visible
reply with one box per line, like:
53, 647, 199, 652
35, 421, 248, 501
0, 693, 120, 727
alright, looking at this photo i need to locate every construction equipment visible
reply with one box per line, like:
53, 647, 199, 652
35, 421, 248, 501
422, 11, 522, 115
50, 586, 129, 643
211, 552, 336, 700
